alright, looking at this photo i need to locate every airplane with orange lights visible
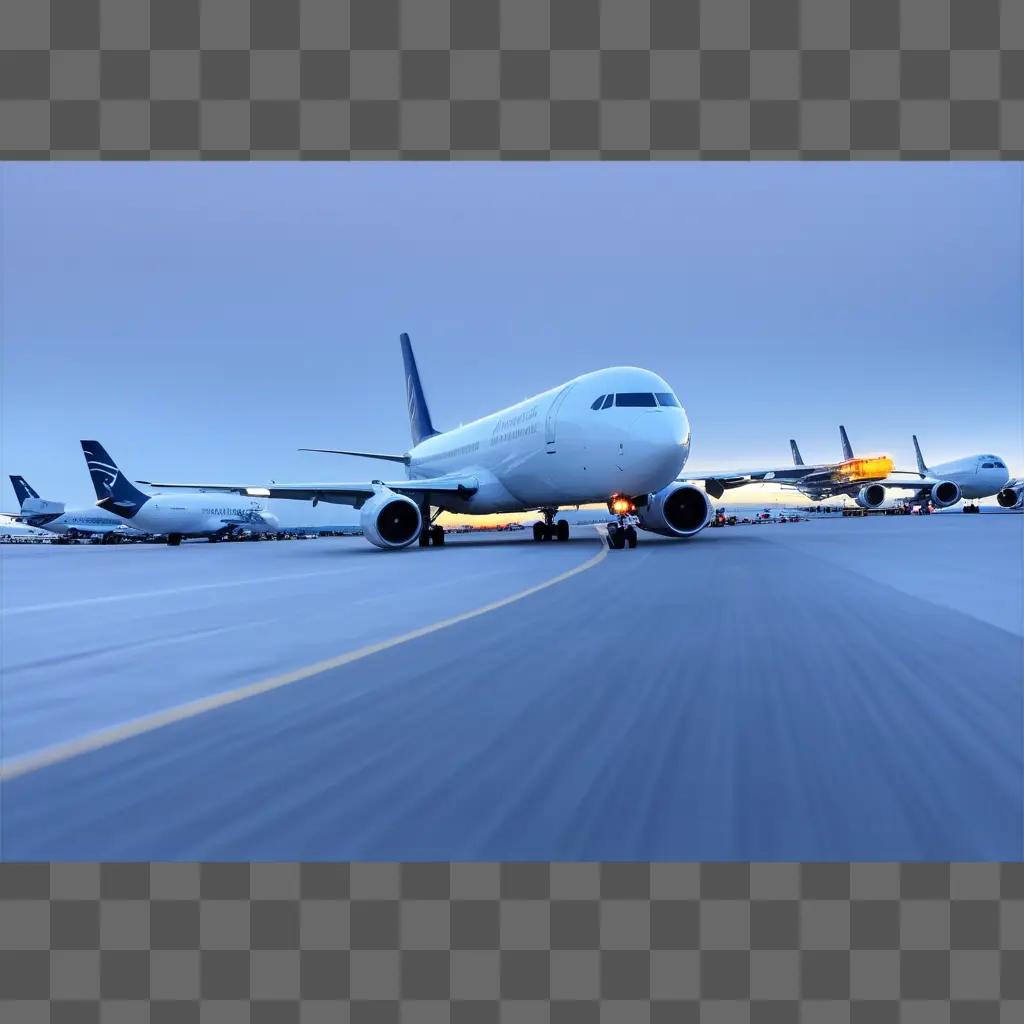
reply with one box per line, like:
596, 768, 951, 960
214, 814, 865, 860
683, 426, 898, 506
685, 426, 1012, 512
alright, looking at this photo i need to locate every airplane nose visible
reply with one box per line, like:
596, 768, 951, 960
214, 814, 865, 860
625, 410, 688, 489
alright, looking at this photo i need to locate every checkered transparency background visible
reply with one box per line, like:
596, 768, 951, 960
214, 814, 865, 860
1, 863, 1023, 1021
0, 0, 1022, 157
2, 1, 1024, 1019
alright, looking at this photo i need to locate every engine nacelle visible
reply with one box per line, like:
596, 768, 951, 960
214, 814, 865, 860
359, 489, 422, 549
854, 484, 886, 509
929, 480, 961, 508
997, 484, 1024, 509
637, 482, 713, 538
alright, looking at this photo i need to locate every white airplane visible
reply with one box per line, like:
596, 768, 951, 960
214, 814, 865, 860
134, 333, 710, 550
686, 427, 1011, 512
886, 436, 1012, 512
80, 444, 281, 546
4, 475, 141, 542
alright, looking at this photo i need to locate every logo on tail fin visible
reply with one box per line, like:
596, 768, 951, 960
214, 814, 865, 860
911, 435, 929, 475
399, 333, 439, 447
80, 441, 150, 519
839, 425, 855, 461
9, 475, 40, 507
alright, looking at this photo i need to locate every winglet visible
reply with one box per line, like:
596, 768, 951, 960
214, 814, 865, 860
912, 434, 929, 475
80, 440, 150, 517
400, 333, 439, 447
839, 425, 854, 461
9, 475, 39, 508
789, 440, 804, 466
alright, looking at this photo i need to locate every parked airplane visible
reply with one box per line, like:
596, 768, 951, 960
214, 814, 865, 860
881, 436, 1012, 511
4, 475, 140, 541
684, 426, 898, 505
80, 446, 280, 545
687, 427, 1011, 511
133, 333, 709, 550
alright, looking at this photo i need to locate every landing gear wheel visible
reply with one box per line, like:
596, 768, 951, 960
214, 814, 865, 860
167, 534, 182, 546
533, 522, 546, 542
556, 518, 570, 542
419, 529, 431, 547
431, 525, 445, 546
607, 525, 625, 549
625, 526, 638, 548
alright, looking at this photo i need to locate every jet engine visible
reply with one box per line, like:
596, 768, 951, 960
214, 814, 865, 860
997, 483, 1024, 509
929, 481, 961, 508
854, 484, 886, 509
636, 482, 713, 538
360, 488, 422, 549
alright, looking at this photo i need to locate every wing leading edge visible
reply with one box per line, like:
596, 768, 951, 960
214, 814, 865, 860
134, 476, 478, 509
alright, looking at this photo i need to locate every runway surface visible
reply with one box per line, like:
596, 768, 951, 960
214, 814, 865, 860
2, 514, 1021, 860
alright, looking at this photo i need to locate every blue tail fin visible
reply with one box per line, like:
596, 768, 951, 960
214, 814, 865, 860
80, 440, 150, 518
839, 425, 854, 461
9, 475, 39, 507
400, 333, 439, 447
911, 434, 929, 475
789, 440, 804, 466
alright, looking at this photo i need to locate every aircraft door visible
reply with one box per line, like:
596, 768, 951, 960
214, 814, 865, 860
545, 384, 575, 451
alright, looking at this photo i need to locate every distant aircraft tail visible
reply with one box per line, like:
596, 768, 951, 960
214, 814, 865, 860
80, 440, 150, 518
400, 333, 439, 447
839, 425, 855, 461
789, 440, 804, 466
911, 434, 929, 475
9, 475, 39, 508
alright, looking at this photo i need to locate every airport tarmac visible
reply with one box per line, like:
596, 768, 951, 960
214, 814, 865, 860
1, 515, 1021, 860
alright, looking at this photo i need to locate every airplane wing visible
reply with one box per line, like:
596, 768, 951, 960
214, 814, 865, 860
134, 476, 479, 509
681, 465, 819, 497
873, 475, 938, 491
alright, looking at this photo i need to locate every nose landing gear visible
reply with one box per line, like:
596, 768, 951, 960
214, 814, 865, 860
606, 495, 639, 549
533, 508, 570, 541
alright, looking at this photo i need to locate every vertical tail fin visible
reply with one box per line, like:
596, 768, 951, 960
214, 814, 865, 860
9, 475, 39, 507
911, 435, 929, 475
839, 425, 854, 461
789, 440, 804, 466
80, 440, 150, 517
399, 332, 439, 447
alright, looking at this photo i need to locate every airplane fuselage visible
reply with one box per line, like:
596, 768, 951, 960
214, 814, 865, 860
116, 493, 280, 538
19, 505, 137, 537
922, 455, 1010, 500
406, 367, 691, 514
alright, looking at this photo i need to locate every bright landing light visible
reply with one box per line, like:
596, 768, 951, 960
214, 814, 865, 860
246, 487, 271, 497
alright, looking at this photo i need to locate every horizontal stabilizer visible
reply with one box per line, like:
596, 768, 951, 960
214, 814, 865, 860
300, 448, 410, 465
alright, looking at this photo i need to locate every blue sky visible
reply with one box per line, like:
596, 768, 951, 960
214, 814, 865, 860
2, 162, 1021, 518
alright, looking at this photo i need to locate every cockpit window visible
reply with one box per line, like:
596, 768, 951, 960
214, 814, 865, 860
601, 394, 614, 409
993, 461, 1006, 468
982, 462, 995, 468
615, 393, 657, 407
591, 395, 606, 410
655, 392, 679, 407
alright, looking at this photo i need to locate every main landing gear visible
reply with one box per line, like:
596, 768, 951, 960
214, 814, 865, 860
606, 495, 638, 550
167, 533, 182, 546
962, 503, 981, 514
533, 508, 570, 542
418, 505, 446, 547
